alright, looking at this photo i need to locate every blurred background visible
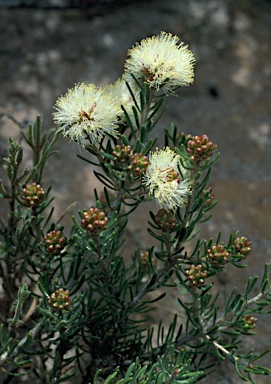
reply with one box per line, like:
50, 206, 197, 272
0, 0, 271, 382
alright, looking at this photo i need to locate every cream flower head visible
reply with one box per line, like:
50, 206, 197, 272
104, 78, 140, 127
53, 83, 121, 146
143, 147, 191, 211
123, 31, 195, 93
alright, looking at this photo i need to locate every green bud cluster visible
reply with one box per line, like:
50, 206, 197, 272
201, 187, 215, 206
243, 314, 257, 331
186, 134, 215, 163
140, 251, 156, 267
81, 207, 108, 234
21, 183, 45, 207
48, 288, 72, 311
140, 251, 149, 267
186, 264, 208, 288
44, 230, 67, 255
233, 237, 252, 256
207, 244, 229, 267
154, 209, 177, 231
112, 144, 149, 176
127, 153, 149, 176
112, 144, 132, 165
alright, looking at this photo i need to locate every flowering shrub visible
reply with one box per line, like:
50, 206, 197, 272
0, 31, 270, 384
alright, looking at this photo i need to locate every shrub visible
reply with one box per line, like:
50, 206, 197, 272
0, 31, 270, 384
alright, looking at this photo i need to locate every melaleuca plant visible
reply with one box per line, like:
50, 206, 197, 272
0, 31, 270, 384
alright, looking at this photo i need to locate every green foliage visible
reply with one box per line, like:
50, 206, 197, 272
93, 347, 203, 384
0, 47, 271, 384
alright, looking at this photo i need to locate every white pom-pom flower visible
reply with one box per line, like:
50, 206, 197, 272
143, 147, 191, 211
104, 78, 141, 127
53, 83, 121, 146
124, 31, 195, 94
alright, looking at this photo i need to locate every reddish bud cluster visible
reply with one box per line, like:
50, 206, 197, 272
44, 230, 67, 255
207, 244, 229, 267
127, 153, 149, 176
22, 183, 45, 207
81, 207, 108, 234
186, 264, 207, 288
233, 237, 252, 256
48, 288, 72, 311
165, 167, 179, 183
154, 209, 177, 231
186, 134, 215, 163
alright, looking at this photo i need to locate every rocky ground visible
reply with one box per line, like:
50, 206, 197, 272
0, 0, 271, 382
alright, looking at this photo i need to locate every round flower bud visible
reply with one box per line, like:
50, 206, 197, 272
48, 288, 72, 311
201, 187, 215, 207
44, 230, 67, 256
153, 209, 177, 232
233, 237, 252, 256
207, 244, 229, 267
81, 207, 108, 234
127, 153, 149, 176
140, 251, 149, 267
185, 264, 207, 288
243, 314, 257, 331
112, 144, 132, 166
22, 183, 45, 207
186, 134, 215, 163
139, 251, 156, 267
